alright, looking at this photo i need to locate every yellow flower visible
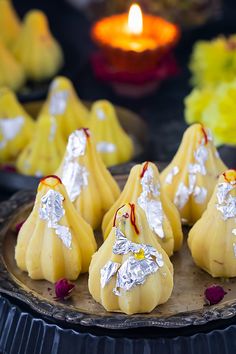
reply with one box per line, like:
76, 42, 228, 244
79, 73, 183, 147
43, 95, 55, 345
190, 36, 236, 88
185, 80, 236, 146
184, 87, 214, 124
202, 81, 236, 145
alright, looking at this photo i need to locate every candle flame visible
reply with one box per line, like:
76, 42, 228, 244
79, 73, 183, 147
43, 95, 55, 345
128, 3, 143, 35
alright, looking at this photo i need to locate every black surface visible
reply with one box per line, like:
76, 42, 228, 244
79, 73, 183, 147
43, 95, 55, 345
1, 294, 236, 354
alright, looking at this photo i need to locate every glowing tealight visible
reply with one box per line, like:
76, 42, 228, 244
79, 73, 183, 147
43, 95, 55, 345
128, 4, 143, 35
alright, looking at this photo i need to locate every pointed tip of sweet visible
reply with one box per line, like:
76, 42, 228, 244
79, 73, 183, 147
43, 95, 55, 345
66, 128, 90, 156
49, 76, 73, 91
91, 100, 115, 120
185, 123, 212, 145
24, 9, 48, 27
140, 161, 151, 177
81, 127, 90, 138
39, 175, 62, 190
113, 203, 140, 235
130, 161, 158, 179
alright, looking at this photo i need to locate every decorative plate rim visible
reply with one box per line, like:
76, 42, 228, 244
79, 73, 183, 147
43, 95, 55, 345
1, 190, 236, 330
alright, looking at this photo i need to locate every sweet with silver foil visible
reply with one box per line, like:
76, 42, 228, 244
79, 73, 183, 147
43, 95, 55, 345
174, 140, 209, 210
15, 175, 97, 283
89, 100, 134, 167
39, 189, 72, 249
188, 170, 236, 278
138, 165, 165, 239
56, 128, 120, 230
96, 141, 116, 153
165, 166, 179, 185
89, 203, 173, 314
101, 228, 164, 296
161, 124, 227, 225
216, 183, 236, 220
49, 90, 69, 115
61, 130, 89, 202
0, 116, 24, 149
102, 161, 183, 256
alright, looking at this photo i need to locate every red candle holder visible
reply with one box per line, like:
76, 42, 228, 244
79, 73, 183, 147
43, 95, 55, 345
91, 51, 180, 98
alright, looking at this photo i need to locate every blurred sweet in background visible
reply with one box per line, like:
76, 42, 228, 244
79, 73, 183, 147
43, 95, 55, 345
0, 0, 64, 94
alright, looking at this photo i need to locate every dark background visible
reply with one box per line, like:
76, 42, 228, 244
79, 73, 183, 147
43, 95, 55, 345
11, 0, 236, 164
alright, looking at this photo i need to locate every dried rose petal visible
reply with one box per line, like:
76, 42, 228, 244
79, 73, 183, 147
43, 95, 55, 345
204, 285, 227, 305
54, 278, 75, 300
1, 164, 17, 173
15, 221, 25, 234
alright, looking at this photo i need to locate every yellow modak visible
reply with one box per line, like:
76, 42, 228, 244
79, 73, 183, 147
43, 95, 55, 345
56, 128, 120, 229
0, 87, 34, 162
188, 170, 236, 278
0, 39, 25, 91
0, 0, 21, 49
102, 161, 183, 256
15, 175, 97, 283
160, 124, 227, 225
16, 113, 66, 176
13, 10, 63, 81
89, 100, 134, 167
41, 76, 89, 139
88, 203, 173, 315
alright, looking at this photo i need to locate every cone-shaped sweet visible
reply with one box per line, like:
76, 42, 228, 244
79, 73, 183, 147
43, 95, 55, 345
89, 100, 134, 167
41, 76, 89, 140
0, 87, 34, 162
88, 203, 173, 315
102, 162, 183, 256
160, 124, 227, 225
12, 10, 63, 81
56, 128, 120, 229
0, 39, 25, 91
16, 113, 66, 176
188, 170, 236, 277
0, 0, 21, 49
15, 175, 97, 282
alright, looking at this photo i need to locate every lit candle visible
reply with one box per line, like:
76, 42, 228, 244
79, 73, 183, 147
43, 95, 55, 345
128, 3, 142, 35
91, 3, 180, 71
112, 3, 159, 52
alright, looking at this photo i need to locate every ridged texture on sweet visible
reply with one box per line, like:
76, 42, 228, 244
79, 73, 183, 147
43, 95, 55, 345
16, 113, 66, 176
56, 128, 120, 230
89, 100, 134, 167
89, 204, 173, 315
102, 162, 183, 256
0, 87, 34, 162
160, 124, 227, 225
41, 76, 89, 139
188, 170, 236, 277
0, 0, 21, 49
0, 39, 25, 91
15, 176, 97, 283
12, 10, 63, 81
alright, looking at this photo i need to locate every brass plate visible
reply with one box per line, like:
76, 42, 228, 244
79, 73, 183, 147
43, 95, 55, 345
1, 175, 236, 329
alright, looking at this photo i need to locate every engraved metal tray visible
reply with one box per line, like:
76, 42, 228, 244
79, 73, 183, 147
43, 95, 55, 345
1, 175, 236, 330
